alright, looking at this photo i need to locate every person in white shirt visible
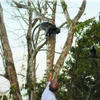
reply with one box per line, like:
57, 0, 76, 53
41, 72, 59, 100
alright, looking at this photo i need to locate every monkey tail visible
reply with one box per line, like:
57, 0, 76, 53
32, 24, 40, 47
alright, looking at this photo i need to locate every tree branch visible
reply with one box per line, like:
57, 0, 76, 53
74, 0, 86, 22
12, 0, 31, 9
60, 0, 71, 21
33, 40, 47, 58
59, 21, 68, 28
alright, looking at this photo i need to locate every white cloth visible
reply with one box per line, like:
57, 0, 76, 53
41, 82, 57, 100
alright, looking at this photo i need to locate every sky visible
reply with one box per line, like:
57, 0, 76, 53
0, 0, 100, 94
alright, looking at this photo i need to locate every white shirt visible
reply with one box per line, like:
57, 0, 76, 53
41, 82, 57, 100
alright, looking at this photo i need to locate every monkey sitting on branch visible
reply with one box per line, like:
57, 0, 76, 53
32, 22, 60, 43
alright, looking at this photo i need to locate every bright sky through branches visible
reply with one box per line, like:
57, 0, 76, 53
0, 0, 100, 94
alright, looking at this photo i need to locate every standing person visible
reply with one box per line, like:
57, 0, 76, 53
41, 72, 59, 100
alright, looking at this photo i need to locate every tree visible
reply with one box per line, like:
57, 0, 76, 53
0, 0, 87, 100
58, 20, 100, 100
0, 3, 22, 100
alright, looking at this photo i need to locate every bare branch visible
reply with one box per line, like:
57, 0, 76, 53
17, 73, 26, 77
74, 0, 86, 22
33, 40, 47, 58
12, 0, 31, 9
60, 0, 71, 21
32, 18, 39, 27
40, 49, 61, 54
52, 0, 57, 21
59, 21, 68, 28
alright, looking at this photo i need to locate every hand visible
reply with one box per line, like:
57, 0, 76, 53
49, 72, 53, 81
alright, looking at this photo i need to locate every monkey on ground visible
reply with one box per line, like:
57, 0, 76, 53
32, 22, 60, 45
90, 46, 97, 57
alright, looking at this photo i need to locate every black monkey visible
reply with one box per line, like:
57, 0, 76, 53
90, 46, 97, 57
32, 22, 60, 41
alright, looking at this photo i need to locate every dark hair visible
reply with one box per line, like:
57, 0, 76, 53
49, 81, 59, 92
49, 86, 58, 92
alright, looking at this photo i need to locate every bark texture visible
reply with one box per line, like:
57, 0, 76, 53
53, 0, 86, 80
0, 3, 22, 100
46, 0, 57, 77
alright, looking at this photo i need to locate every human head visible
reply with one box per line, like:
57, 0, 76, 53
49, 81, 59, 93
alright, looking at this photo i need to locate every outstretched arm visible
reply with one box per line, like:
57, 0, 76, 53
48, 72, 53, 82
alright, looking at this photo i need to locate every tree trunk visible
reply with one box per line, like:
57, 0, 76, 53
46, 0, 57, 80
53, 0, 86, 80
26, 1, 37, 100
0, 3, 22, 100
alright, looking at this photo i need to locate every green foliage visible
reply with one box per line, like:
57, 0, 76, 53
77, 21, 100, 47
0, 95, 8, 100
9, 85, 15, 95
36, 80, 46, 100
2, 95, 8, 100
25, 83, 34, 92
57, 20, 100, 100
75, 18, 95, 35
21, 20, 100, 100
0, 96, 2, 99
